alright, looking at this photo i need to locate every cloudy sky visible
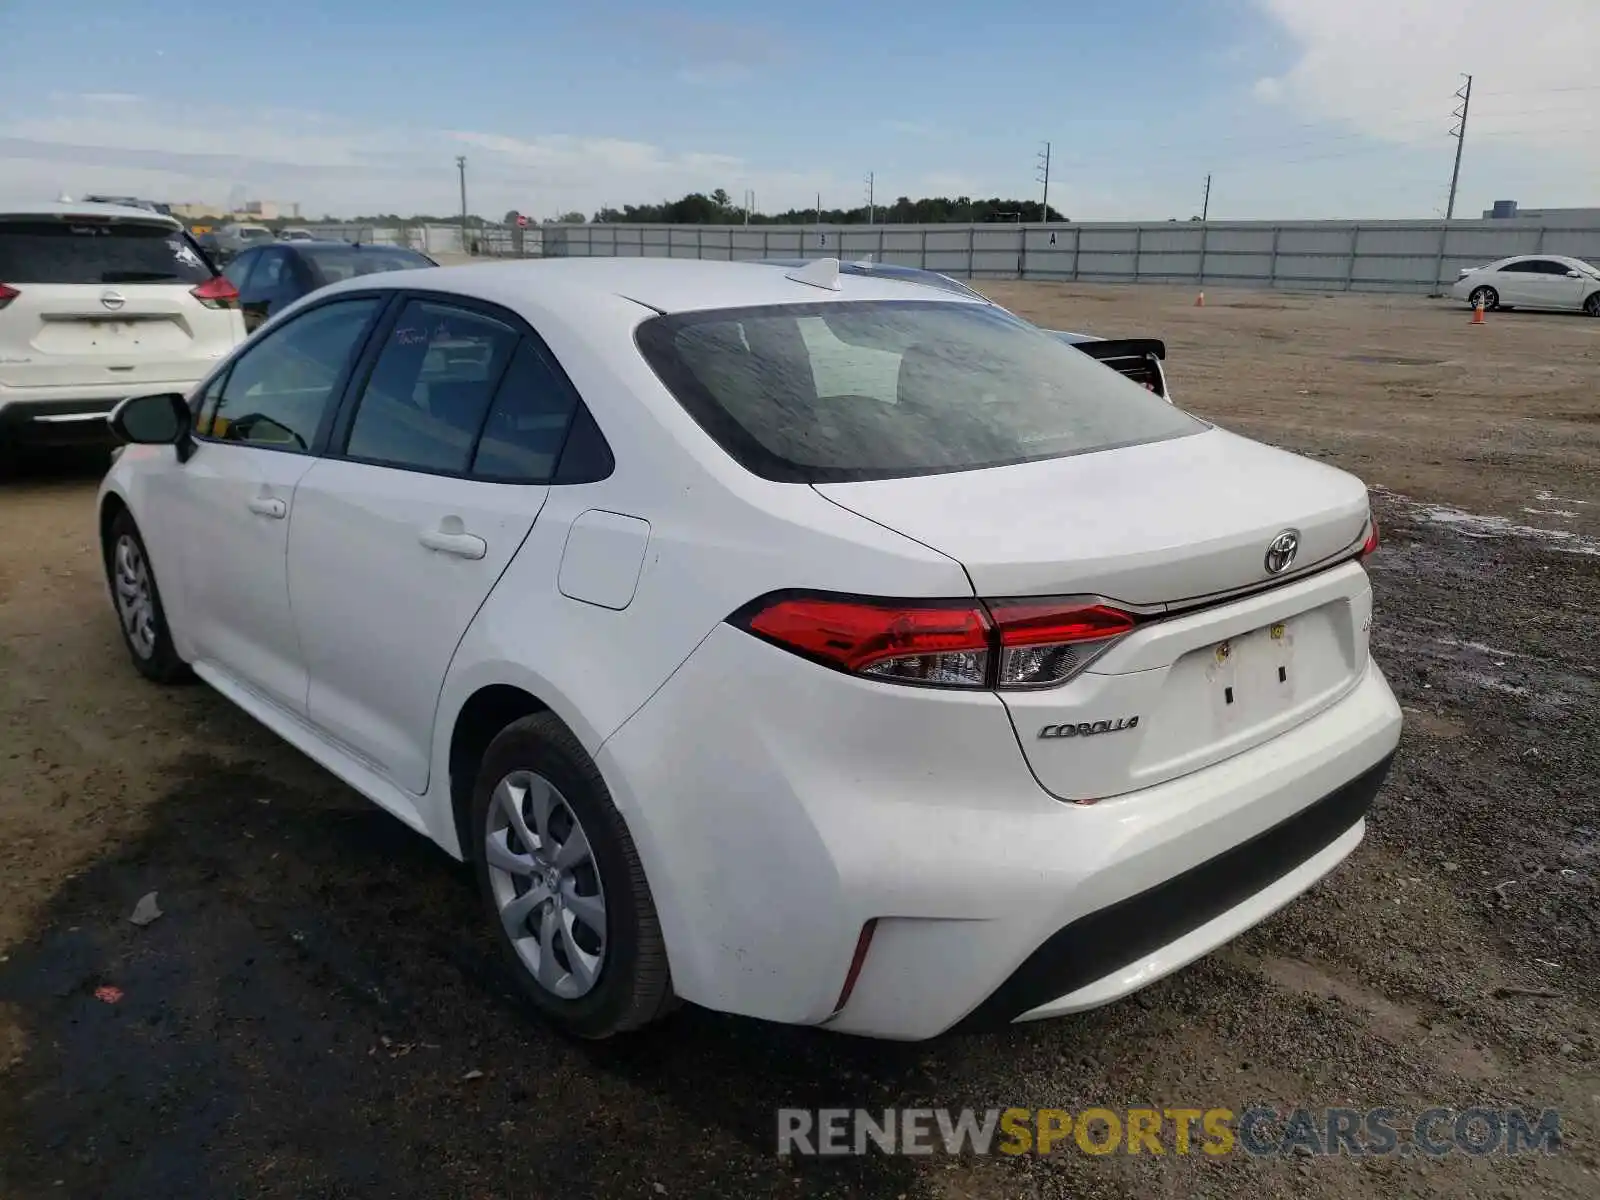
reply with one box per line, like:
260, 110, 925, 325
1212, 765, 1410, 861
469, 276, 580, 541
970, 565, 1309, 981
0, 0, 1594, 221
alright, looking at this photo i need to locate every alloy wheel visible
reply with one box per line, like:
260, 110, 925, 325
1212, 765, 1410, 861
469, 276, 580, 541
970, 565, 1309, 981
484, 769, 608, 999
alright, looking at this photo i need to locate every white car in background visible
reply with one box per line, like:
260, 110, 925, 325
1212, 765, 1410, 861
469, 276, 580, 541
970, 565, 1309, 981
1451, 254, 1600, 316
0, 202, 245, 469
97, 256, 1400, 1041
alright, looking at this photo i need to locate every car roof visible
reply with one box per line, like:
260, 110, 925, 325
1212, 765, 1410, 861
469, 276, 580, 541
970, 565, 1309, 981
0, 200, 182, 228
314, 256, 993, 316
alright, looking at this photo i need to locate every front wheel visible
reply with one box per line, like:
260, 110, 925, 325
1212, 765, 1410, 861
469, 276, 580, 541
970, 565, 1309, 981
471, 713, 675, 1038
1468, 286, 1499, 312
102, 510, 191, 684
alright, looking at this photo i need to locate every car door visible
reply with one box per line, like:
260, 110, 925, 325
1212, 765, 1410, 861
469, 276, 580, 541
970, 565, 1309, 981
286, 295, 583, 793
236, 246, 302, 332
176, 294, 387, 715
1523, 259, 1587, 310
1492, 259, 1537, 306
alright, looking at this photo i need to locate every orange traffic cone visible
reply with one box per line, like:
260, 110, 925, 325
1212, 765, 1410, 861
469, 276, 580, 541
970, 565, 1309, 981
1471, 300, 1485, 325
1194, 290, 1205, 307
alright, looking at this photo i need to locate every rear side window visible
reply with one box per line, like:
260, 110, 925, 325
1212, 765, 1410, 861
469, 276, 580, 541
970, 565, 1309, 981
303, 246, 433, 284
343, 300, 519, 473
0, 220, 213, 285
635, 300, 1206, 483
470, 342, 579, 482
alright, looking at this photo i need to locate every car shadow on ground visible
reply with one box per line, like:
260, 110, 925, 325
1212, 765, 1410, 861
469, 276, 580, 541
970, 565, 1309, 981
0, 749, 953, 1199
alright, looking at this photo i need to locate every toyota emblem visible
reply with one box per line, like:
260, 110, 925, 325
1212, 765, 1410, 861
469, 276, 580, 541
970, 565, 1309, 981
1264, 529, 1300, 575
100, 289, 127, 312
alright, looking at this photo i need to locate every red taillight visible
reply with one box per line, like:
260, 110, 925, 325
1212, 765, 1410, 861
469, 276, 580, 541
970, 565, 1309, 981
0, 283, 18, 310
1359, 516, 1379, 559
987, 599, 1138, 689
744, 596, 991, 687
735, 593, 1139, 690
831, 919, 879, 1016
190, 276, 238, 310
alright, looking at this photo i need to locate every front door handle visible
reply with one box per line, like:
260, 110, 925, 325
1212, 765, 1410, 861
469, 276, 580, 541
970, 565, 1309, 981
248, 495, 287, 519
418, 523, 487, 560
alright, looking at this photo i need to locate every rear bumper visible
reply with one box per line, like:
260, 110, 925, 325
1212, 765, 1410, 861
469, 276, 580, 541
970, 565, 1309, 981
599, 623, 1403, 1040
0, 396, 121, 444
0, 381, 195, 444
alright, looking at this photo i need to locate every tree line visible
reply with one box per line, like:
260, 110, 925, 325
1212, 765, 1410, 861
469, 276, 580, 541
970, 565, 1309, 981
589, 189, 1065, 225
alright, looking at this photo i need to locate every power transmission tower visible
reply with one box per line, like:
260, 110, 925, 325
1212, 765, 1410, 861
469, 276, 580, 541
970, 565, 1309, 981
1036, 141, 1052, 220
1445, 74, 1473, 220
1431, 74, 1473, 294
865, 172, 875, 224
1201, 173, 1212, 221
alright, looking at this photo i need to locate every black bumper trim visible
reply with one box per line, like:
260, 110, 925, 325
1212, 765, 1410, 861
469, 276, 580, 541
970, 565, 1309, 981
953, 751, 1395, 1032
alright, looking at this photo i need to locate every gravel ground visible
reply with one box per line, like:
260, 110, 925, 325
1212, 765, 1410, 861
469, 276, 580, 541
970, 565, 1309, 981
0, 283, 1596, 1200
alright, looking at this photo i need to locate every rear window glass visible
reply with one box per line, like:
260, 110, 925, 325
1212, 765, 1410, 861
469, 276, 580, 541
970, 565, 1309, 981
0, 221, 213, 285
634, 300, 1205, 483
304, 246, 432, 284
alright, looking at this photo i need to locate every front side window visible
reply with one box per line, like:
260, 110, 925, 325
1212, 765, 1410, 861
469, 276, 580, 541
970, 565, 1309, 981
222, 249, 257, 290
343, 300, 519, 473
635, 300, 1206, 483
209, 297, 381, 449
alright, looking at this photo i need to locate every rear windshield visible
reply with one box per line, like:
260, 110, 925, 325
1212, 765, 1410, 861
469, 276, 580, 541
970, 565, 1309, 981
634, 300, 1205, 482
303, 246, 433, 283
0, 220, 213, 285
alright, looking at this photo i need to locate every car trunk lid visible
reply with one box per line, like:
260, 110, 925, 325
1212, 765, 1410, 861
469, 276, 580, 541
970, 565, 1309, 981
814, 428, 1376, 797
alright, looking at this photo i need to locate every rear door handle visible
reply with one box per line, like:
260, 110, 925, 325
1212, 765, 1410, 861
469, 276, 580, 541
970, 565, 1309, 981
248, 496, 287, 519
418, 526, 487, 560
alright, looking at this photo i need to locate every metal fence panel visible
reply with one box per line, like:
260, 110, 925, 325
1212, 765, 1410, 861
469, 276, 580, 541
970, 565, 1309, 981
309, 217, 1600, 295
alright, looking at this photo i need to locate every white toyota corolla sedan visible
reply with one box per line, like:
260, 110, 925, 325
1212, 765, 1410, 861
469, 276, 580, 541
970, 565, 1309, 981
97, 256, 1401, 1040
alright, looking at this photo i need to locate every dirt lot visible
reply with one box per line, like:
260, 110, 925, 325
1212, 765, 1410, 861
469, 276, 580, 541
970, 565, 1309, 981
1, 283, 1596, 1200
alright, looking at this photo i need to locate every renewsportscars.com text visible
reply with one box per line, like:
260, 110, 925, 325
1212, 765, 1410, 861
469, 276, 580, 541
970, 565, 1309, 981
777, 1106, 1562, 1158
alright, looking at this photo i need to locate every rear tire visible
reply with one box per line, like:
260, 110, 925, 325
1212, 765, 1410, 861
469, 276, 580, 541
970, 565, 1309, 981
470, 713, 675, 1038
1585, 292, 1600, 318
101, 510, 192, 684
1469, 286, 1499, 312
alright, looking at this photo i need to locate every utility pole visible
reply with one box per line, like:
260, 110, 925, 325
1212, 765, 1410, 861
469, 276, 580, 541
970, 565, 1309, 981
1445, 73, 1473, 220
1201, 173, 1212, 222
455, 155, 469, 254
865, 172, 875, 224
1036, 141, 1051, 220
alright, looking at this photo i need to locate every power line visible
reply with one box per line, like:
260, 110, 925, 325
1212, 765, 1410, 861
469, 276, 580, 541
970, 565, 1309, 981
1478, 83, 1600, 96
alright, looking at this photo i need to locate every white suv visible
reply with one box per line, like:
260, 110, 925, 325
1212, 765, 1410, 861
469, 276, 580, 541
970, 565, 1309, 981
0, 202, 245, 465
97, 258, 1401, 1041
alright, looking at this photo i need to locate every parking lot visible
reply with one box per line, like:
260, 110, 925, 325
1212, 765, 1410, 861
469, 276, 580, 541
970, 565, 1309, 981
0, 282, 1595, 1199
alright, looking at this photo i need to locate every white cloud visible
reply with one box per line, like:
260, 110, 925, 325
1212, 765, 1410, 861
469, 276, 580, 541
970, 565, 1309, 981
0, 96, 837, 220
1250, 0, 1599, 148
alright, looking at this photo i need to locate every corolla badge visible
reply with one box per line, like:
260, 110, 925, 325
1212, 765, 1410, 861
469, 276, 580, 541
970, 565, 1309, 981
1264, 529, 1300, 575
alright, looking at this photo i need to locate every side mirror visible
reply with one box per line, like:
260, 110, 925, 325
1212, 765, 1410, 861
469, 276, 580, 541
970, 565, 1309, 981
109, 392, 190, 445
1568, 270, 1582, 279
